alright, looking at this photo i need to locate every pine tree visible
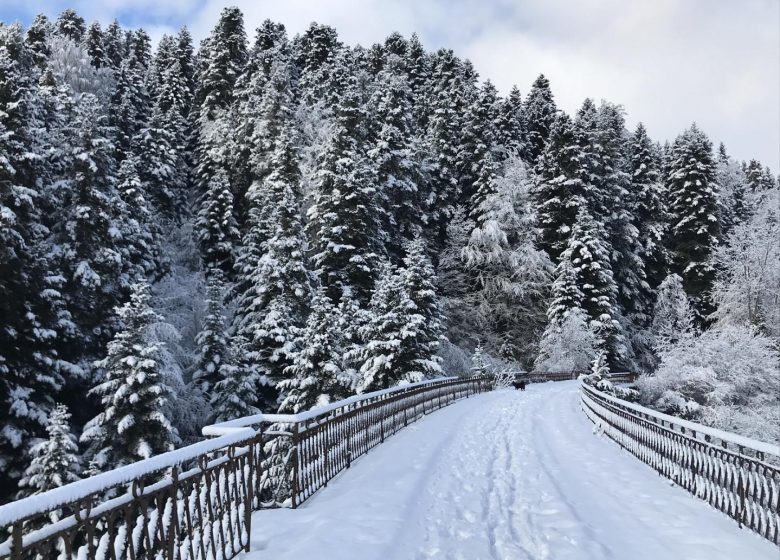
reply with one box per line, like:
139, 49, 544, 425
551, 209, 628, 367
54, 9, 86, 43
666, 124, 720, 322
0, 25, 64, 495
368, 54, 423, 254
81, 283, 178, 471
195, 6, 248, 119
461, 80, 501, 212
109, 58, 150, 160
629, 123, 668, 291
17, 404, 80, 500
523, 74, 557, 163
103, 20, 126, 69
349, 263, 432, 392
463, 158, 553, 362
534, 113, 585, 262
211, 334, 260, 423
25, 15, 52, 67
196, 168, 239, 273
192, 272, 229, 395
85, 22, 108, 69
307, 57, 382, 304
651, 273, 695, 351
278, 288, 346, 413
496, 85, 526, 160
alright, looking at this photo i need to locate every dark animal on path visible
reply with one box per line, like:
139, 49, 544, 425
512, 380, 527, 391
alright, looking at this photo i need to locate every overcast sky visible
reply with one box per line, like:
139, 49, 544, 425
3, 0, 779, 171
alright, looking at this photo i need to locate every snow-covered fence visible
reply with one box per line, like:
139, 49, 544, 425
204, 376, 494, 508
580, 380, 780, 545
523, 371, 637, 384
0, 430, 262, 560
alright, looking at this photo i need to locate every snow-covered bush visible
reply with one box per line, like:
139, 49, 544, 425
535, 309, 599, 372
651, 274, 695, 352
637, 325, 780, 442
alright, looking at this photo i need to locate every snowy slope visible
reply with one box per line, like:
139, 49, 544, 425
244, 381, 777, 560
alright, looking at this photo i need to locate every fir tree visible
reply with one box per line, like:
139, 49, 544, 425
666, 124, 720, 322
17, 404, 80, 500
496, 85, 526, 160
211, 334, 260, 422
278, 288, 347, 413
25, 15, 52, 67
306, 57, 381, 304
81, 283, 178, 471
523, 74, 557, 163
85, 23, 107, 69
192, 271, 229, 395
196, 168, 239, 273
54, 9, 86, 43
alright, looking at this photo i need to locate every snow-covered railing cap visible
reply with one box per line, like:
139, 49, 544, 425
581, 379, 780, 457
0, 427, 255, 528
203, 376, 460, 435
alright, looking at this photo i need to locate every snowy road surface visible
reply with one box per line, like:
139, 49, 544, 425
244, 381, 777, 560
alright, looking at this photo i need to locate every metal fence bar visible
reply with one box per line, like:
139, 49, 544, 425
580, 381, 780, 545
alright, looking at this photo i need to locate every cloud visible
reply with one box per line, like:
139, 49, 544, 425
5, 0, 778, 169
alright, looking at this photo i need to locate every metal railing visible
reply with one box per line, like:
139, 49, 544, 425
204, 376, 494, 507
0, 375, 493, 559
580, 380, 780, 544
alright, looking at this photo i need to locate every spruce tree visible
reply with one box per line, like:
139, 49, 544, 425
211, 334, 260, 422
85, 22, 108, 69
496, 85, 526, 160
523, 74, 557, 163
192, 271, 230, 395
307, 56, 381, 304
196, 168, 239, 273
25, 15, 52, 67
666, 124, 720, 322
17, 404, 80, 500
54, 9, 86, 43
534, 113, 585, 262
81, 283, 178, 471
278, 289, 347, 413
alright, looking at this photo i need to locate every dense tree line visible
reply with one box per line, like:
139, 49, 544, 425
1, 7, 777, 501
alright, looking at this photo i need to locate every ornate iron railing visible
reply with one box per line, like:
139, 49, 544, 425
580, 380, 780, 544
0, 429, 262, 560
204, 376, 494, 507
0, 375, 493, 559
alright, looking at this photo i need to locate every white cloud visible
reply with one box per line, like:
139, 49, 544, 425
8, 0, 779, 169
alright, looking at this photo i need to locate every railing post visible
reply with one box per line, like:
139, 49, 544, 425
245, 438, 255, 550
291, 423, 300, 509
168, 465, 178, 560
11, 522, 22, 560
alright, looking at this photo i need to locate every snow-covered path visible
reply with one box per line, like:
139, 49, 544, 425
244, 381, 777, 559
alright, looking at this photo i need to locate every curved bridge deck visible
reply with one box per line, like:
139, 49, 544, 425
246, 381, 775, 560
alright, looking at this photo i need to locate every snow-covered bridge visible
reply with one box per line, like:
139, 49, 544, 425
1, 377, 778, 560
245, 381, 776, 560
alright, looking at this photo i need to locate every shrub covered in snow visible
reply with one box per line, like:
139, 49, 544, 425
535, 309, 599, 372
637, 325, 780, 443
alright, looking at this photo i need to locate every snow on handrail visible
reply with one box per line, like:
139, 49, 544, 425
203, 376, 460, 436
0, 427, 255, 527
581, 380, 780, 457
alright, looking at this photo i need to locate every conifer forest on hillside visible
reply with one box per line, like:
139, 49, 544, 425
0, 6, 778, 503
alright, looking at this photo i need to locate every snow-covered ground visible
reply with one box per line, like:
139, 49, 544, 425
244, 381, 777, 560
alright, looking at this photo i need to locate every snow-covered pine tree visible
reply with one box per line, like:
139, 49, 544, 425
25, 14, 52, 67
53, 93, 127, 364
103, 20, 126, 69
523, 74, 557, 163
666, 124, 720, 323
0, 25, 65, 496
211, 334, 261, 422
715, 145, 749, 235
534, 113, 585, 262
470, 342, 490, 376
349, 262, 432, 392
401, 237, 444, 376
54, 9, 86, 43
651, 273, 695, 352
196, 167, 239, 274
496, 85, 526, 160
629, 123, 668, 292
192, 270, 229, 395
306, 54, 382, 304
81, 282, 178, 471
17, 404, 80, 500
367, 53, 424, 255
85, 22, 108, 69
552, 209, 629, 368
195, 6, 248, 119
109, 57, 149, 160
461, 80, 501, 214
278, 288, 347, 413
535, 308, 598, 373
463, 157, 553, 362
293, 22, 343, 104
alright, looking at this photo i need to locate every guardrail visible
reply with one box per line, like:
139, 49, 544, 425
0, 375, 493, 560
580, 380, 780, 545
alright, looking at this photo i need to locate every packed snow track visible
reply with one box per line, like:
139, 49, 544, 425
244, 381, 776, 559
